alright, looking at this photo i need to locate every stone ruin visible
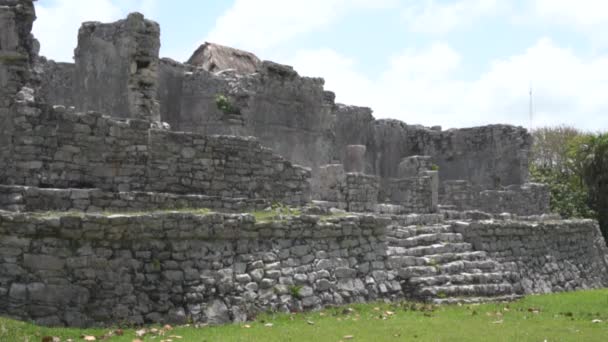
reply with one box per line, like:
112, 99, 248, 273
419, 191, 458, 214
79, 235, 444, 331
0, 1, 607, 327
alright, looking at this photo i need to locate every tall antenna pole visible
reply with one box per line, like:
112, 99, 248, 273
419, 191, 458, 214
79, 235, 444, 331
529, 82, 534, 131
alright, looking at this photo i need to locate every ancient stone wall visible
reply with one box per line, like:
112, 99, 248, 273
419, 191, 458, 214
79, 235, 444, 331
0, 185, 269, 213
160, 60, 337, 169
28, 12, 533, 192
0, 212, 395, 327
36, 58, 75, 108
384, 175, 436, 214
1, 210, 607, 327
73, 13, 160, 121
441, 181, 550, 216
0, 0, 36, 188
454, 220, 608, 294
1, 100, 311, 205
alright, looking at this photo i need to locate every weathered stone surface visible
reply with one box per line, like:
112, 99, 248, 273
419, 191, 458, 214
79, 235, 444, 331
0, 3, 605, 331
187, 42, 261, 74
344, 145, 366, 173
73, 12, 160, 121
0, 105, 311, 206
441, 181, 550, 216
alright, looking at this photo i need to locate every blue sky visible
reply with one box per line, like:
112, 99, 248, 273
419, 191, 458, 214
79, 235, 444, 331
34, 0, 608, 130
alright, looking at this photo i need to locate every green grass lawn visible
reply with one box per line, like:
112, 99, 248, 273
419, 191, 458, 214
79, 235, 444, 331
2, 289, 608, 342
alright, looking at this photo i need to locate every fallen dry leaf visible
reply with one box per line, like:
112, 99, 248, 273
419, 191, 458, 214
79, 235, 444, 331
344, 335, 354, 339
132, 339, 143, 342
41, 337, 60, 342
168, 336, 183, 339
242, 324, 251, 328
307, 320, 315, 325
492, 320, 504, 324
385, 311, 395, 316
135, 329, 147, 337
164, 324, 173, 331
82, 336, 96, 341
264, 323, 274, 327
592, 319, 603, 323
115, 329, 124, 336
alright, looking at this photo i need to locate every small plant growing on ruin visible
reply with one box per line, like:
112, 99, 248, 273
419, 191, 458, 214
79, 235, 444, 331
289, 285, 303, 299
215, 94, 240, 115
151, 259, 161, 271
430, 164, 440, 171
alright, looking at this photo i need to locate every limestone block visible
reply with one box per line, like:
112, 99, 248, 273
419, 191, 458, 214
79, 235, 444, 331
344, 145, 366, 173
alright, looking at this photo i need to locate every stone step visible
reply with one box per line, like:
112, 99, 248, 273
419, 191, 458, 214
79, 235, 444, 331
389, 242, 473, 257
387, 224, 452, 238
387, 233, 463, 248
388, 255, 428, 268
417, 283, 515, 298
397, 259, 505, 280
437, 259, 500, 274
409, 272, 509, 287
431, 294, 523, 305
423, 251, 489, 264
398, 266, 438, 278
388, 251, 490, 269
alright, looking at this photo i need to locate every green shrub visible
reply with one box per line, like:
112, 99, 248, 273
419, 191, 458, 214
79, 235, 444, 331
215, 94, 240, 115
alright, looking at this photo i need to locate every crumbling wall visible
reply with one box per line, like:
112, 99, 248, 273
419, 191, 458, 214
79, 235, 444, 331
4, 102, 311, 205
0, 212, 395, 327
454, 220, 608, 293
187, 42, 262, 74
163, 61, 337, 169
73, 13, 160, 121
0, 185, 269, 213
0, 0, 37, 184
36, 58, 75, 107
441, 181, 550, 216
384, 176, 436, 214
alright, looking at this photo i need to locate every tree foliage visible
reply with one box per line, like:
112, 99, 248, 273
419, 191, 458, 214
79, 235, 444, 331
574, 133, 608, 239
529, 126, 594, 219
530, 127, 608, 240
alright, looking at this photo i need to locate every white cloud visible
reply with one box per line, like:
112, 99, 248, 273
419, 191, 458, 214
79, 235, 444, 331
34, 0, 158, 62
523, 0, 608, 48
533, 0, 608, 30
402, 0, 505, 34
288, 39, 608, 130
205, 0, 398, 54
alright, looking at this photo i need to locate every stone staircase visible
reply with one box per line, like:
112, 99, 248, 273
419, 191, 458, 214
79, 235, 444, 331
387, 222, 523, 304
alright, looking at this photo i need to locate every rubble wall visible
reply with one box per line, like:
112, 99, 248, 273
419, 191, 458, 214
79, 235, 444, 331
1, 212, 607, 327
73, 13, 160, 121
0, 212, 396, 327
1, 101, 311, 205
0, 0, 36, 187
454, 220, 608, 294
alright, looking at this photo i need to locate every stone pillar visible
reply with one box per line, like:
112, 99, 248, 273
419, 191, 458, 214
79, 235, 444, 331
424, 170, 439, 212
0, 0, 36, 183
74, 13, 160, 121
344, 145, 366, 173
397, 155, 432, 178
315, 164, 346, 206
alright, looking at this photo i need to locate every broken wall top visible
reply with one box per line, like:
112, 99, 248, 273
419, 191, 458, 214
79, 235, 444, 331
187, 42, 262, 74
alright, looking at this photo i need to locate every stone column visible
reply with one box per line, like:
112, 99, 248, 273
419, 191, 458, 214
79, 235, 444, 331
397, 155, 432, 178
424, 170, 439, 212
74, 12, 160, 121
315, 164, 346, 206
344, 145, 366, 173
0, 0, 36, 183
